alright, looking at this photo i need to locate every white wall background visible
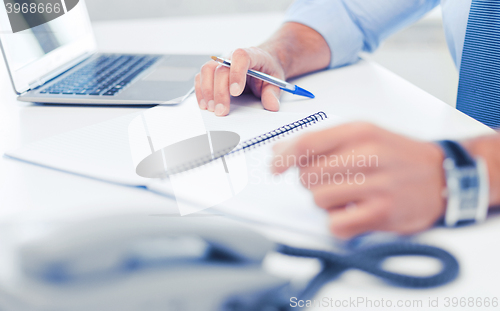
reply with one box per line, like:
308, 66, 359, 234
85, 0, 458, 107
85, 0, 294, 20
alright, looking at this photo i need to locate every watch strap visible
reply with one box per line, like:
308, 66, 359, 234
437, 140, 475, 167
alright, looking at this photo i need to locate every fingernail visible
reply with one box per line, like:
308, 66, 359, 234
274, 92, 281, 109
230, 83, 241, 96
199, 99, 207, 110
215, 103, 226, 116
208, 100, 215, 112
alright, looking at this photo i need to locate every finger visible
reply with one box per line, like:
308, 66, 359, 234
200, 61, 218, 112
311, 182, 368, 209
260, 83, 280, 112
271, 122, 383, 174
297, 148, 379, 185
328, 200, 388, 239
213, 64, 231, 117
194, 73, 206, 110
229, 48, 252, 97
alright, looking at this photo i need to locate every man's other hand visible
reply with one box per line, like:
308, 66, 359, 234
271, 122, 447, 239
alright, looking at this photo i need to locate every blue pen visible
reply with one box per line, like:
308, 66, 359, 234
211, 56, 315, 99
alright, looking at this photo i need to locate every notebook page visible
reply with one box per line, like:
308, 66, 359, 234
148, 108, 341, 236
200, 100, 307, 142
159, 95, 343, 236
207, 117, 342, 237
146, 95, 330, 195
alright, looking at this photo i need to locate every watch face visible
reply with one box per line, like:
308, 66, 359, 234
457, 167, 479, 211
440, 142, 489, 226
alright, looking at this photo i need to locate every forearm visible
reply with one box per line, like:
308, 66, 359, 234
462, 134, 500, 207
259, 22, 331, 80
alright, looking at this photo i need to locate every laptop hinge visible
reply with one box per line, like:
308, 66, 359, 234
24, 52, 94, 93
27, 79, 43, 92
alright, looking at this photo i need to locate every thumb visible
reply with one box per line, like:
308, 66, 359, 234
261, 84, 281, 112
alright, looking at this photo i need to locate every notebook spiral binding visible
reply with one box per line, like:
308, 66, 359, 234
230, 111, 328, 154
166, 111, 328, 176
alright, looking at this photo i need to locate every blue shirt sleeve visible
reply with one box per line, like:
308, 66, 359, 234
284, 0, 441, 68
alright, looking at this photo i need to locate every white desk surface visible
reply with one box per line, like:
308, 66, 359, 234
1, 13, 499, 310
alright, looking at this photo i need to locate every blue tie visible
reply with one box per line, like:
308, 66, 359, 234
456, 0, 500, 128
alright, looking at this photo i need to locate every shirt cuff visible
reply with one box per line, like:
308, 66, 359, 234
284, 0, 364, 68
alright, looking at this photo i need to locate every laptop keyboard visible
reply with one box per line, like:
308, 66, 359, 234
39, 54, 160, 96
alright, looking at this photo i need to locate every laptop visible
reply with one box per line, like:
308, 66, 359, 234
0, 0, 209, 105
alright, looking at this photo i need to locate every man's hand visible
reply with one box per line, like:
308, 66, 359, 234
194, 22, 331, 116
195, 47, 285, 116
271, 122, 447, 239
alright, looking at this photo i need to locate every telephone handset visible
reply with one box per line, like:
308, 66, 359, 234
16, 215, 290, 311
20, 215, 275, 279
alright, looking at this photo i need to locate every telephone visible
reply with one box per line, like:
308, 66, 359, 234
14, 215, 288, 311
9, 215, 460, 311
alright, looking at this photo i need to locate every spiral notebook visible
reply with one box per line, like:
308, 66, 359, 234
161, 111, 329, 176
6, 95, 330, 200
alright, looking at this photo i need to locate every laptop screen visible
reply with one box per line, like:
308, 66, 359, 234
0, 1, 95, 93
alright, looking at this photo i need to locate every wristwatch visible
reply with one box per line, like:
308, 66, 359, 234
437, 140, 489, 227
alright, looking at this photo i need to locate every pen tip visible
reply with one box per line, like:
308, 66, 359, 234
211, 56, 218, 61
294, 86, 315, 99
